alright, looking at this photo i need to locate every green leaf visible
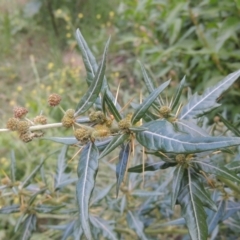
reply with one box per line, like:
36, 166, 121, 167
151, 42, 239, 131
28, 188, 47, 206
127, 211, 148, 240
102, 89, 122, 122
217, 114, 240, 136
116, 142, 131, 197
75, 29, 99, 85
90, 216, 118, 240
55, 145, 68, 190
62, 221, 75, 240
75, 36, 111, 116
175, 119, 209, 137
139, 61, 162, 106
75, 29, 120, 111
76, 142, 99, 240
0, 204, 20, 214
20, 214, 37, 240
10, 150, 16, 183
129, 126, 147, 132
171, 76, 186, 111
135, 119, 240, 153
99, 134, 130, 159
193, 160, 240, 183
179, 70, 240, 119
190, 174, 217, 211
34, 204, 64, 213
128, 161, 176, 173
225, 160, 240, 174
54, 146, 77, 191
171, 165, 185, 209
131, 80, 171, 125
178, 169, 208, 240
43, 136, 78, 145
207, 200, 225, 234
20, 158, 45, 189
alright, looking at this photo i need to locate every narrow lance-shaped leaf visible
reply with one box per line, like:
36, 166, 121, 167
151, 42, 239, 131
0, 204, 20, 214
10, 150, 16, 183
55, 145, 68, 190
33, 204, 64, 213
90, 216, 118, 240
131, 79, 171, 125
20, 158, 45, 189
116, 142, 131, 197
207, 200, 226, 234
62, 220, 75, 240
179, 70, 240, 119
217, 114, 240, 136
75, 29, 97, 85
171, 165, 185, 209
193, 160, 240, 183
127, 211, 148, 240
178, 169, 208, 240
171, 76, 186, 111
75, 29, 120, 110
20, 214, 37, 240
76, 142, 99, 240
191, 174, 217, 211
99, 133, 130, 159
43, 136, 78, 145
135, 119, 240, 153
102, 89, 122, 122
128, 161, 176, 173
75, 36, 111, 116
139, 61, 161, 106
225, 161, 240, 174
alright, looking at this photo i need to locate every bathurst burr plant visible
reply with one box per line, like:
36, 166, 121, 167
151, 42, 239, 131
1, 29, 240, 240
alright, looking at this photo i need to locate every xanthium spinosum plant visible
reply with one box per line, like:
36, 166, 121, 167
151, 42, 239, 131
1, 28, 240, 240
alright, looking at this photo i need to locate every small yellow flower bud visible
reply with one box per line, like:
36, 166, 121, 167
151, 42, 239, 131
159, 106, 171, 117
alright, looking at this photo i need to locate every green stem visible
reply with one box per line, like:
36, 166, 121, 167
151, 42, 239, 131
218, 176, 240, 195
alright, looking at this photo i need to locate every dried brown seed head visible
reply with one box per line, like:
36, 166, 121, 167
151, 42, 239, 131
20, 132, 34, 143
34, 115, 47, 125
48, 93, 61, 106
6, 117, 19, 131
17, 121, 30, 134
13, 106, 28, 119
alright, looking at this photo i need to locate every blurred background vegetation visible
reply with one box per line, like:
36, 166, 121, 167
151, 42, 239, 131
1, 0, 240, 239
